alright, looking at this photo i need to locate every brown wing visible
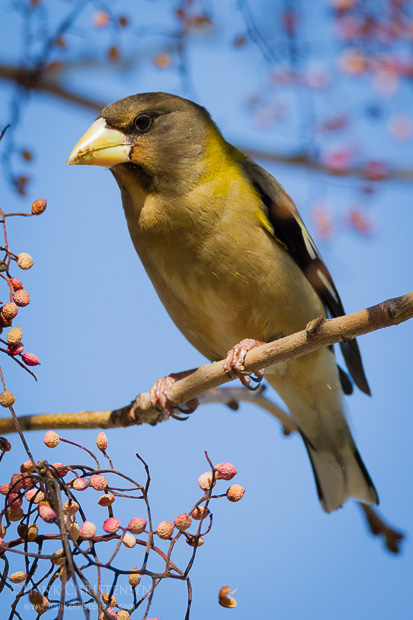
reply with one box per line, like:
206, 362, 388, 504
238, 155, 371, 396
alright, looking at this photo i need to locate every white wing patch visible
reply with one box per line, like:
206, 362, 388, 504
297, 218, 317, 260
317, 268, 340, 303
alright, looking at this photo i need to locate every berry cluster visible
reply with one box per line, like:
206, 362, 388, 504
0, 430, 245, 618
0, 199, 46, 407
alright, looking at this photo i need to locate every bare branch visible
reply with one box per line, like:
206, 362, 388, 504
0, 290, 411, 435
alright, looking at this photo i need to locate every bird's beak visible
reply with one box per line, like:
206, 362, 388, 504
67, 117, 132, 167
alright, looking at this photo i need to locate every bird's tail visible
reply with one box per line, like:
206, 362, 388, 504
301, 433, 379, 513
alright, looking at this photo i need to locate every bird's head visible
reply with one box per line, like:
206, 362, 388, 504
67, 92, 221, 190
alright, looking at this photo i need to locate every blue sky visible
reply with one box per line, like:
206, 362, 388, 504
0, 1, 412, 618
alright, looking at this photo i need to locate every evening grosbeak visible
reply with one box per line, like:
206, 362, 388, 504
67, 92, 378, 513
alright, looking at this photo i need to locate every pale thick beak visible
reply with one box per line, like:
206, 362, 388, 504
67, 118, 132, 167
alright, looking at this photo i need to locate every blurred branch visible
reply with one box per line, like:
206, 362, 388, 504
2, 63, 413, 180
0, 289, 411, 435
0, 64, 105, 111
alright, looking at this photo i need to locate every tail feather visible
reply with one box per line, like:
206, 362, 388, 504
301, 433, 379, 513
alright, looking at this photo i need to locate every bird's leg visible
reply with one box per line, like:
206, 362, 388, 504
149, 370, 199, 419
223, 338, 266, 390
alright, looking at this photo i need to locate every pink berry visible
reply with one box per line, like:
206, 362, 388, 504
90, 474, 108, 490
21, 352, 40, 366
215, 462, 237, 481
0, 483, 10, 495
8, 343, 24, 356
103, 517, 120, 534
52, 463, 68, 477
38, 504, 56, 523
44, 431, 59, 448
1, 439, 11, 452
10, 473, 24, 490
191, 506, 210, 521
127, 517, 147, 534
72, 477, 88, 491
96, 431, 108, 451
79, 520, 96, 539
13, 290, 30, 307
174, 514, 192, 531
25, 488, 44, 503
10, 278, 23, 291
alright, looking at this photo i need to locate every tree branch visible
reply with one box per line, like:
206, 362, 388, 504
1, 63, 413, 180
0, 290, 411, 435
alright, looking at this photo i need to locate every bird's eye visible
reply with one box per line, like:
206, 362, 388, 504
134, 114, 152, 132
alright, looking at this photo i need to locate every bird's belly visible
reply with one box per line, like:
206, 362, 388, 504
139, 240, 324, 363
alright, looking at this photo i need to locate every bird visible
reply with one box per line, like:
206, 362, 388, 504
67, 92, 378, 513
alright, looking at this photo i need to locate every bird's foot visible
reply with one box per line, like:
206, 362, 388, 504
149, 370, 199, 419
223, 338, 265, 390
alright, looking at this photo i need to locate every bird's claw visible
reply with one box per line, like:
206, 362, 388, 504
223, 338, 265, 390
149, 372, 199, 418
